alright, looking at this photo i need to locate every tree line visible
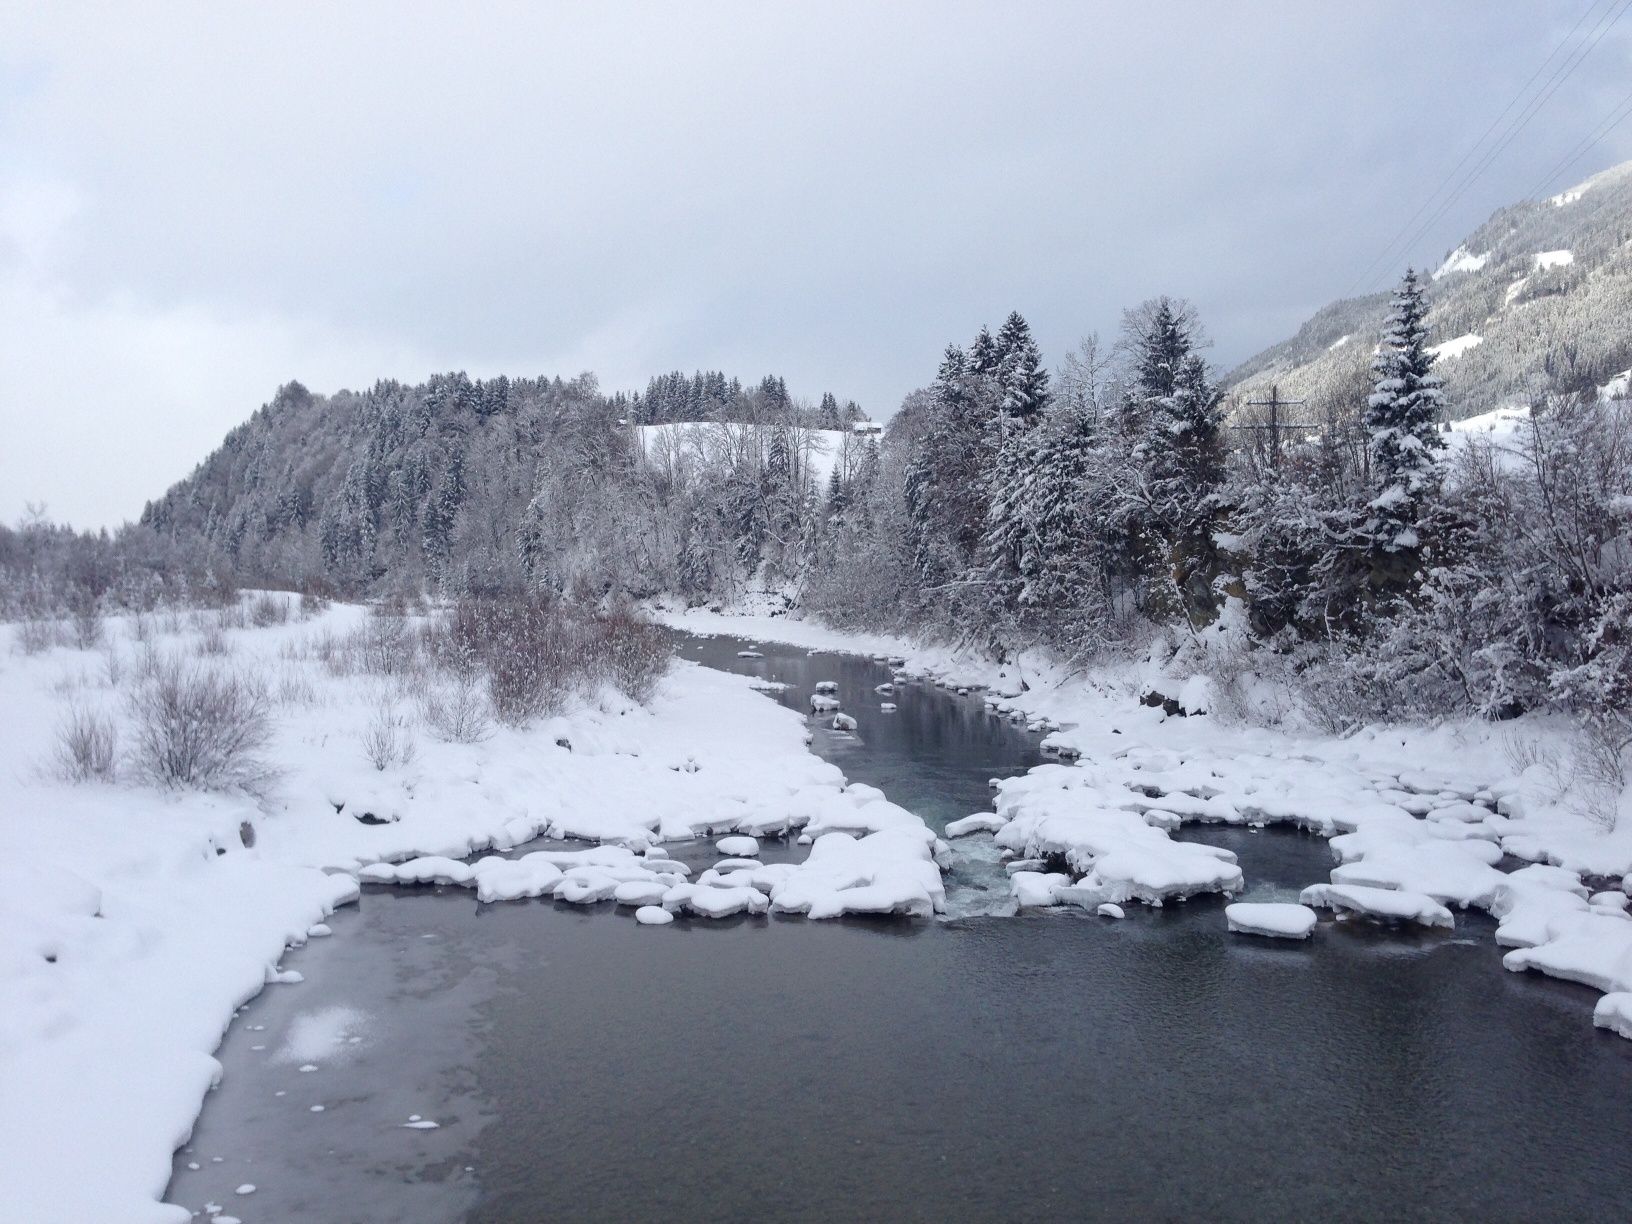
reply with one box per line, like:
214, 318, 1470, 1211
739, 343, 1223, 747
6, 273, 1629, 775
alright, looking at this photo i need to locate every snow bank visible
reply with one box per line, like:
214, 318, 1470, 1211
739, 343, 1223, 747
0, 601, 954, 1222
1534, 249, 1574, 270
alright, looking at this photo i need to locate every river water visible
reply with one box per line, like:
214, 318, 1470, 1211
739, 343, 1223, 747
167, 634, 1632, 1222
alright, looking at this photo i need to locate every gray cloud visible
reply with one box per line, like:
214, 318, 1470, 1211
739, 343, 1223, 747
3, 0, 1629, 525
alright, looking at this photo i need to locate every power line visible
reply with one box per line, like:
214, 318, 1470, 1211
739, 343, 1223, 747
1366, 0, 1632, 293
1526, 79, 1632, 199
1343, 0, 1610, 299
1349, 0, 1631, 297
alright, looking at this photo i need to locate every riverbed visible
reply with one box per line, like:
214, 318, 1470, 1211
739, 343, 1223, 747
166, 634, 1632, 1222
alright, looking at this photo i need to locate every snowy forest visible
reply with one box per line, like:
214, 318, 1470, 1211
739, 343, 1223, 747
5, 270, 1629, 779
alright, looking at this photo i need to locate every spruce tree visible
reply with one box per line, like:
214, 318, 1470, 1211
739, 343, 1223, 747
1365, 267, 1445, 555
994, 311, 1051, 419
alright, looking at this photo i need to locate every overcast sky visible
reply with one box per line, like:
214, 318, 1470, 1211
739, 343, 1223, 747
3, 1, 1630, 528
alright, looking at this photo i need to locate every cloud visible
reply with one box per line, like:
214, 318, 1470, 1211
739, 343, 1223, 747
2, 1, 1629, 526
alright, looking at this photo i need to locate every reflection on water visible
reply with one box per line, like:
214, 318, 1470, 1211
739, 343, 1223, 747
167, 633, 1632, 1223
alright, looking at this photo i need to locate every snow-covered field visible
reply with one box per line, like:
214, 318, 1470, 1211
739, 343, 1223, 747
0, 597, 941, 1223
656, 605, 1632, 1035
633, 421, 870, 489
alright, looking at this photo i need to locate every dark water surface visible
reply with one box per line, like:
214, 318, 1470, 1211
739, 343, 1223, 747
168, 634, 1632, 1223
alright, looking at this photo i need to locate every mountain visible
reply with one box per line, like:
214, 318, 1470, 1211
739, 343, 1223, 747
1225, 158, 1632, 420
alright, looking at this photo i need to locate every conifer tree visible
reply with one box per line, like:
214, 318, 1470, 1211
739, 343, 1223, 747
994, 311, 1051, 419
1365, 267, 1445, 556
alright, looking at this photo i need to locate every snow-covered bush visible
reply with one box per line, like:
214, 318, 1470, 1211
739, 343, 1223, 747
16, 616, 64, 655
54, 703, 118, 782
592, 605, 670, 703
127, 658, 274, 791
419, 679, 493, 744
69, 592, 104, 650
453, 593, 584, 725
359, 702, 416, 771
247, 591, 290, 627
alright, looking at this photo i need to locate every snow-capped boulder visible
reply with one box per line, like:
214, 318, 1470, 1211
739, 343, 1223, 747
1299, 883, 1454, 929
1226, 902, 1318, 940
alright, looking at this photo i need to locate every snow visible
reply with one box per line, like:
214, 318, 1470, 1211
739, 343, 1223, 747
0, 599, 953, 1222
716, 835, 759, 857
1328, 333, 1351, 351
1096, 903, 1124, 919
1504, 276, 1528, 305
1432, 245, 1489, 279
1427, 333, 1483, 361
1601, 369, 1630, 401
634, 905, 675, 925
1533, 249, 1574, 270
1226, 902, 1318, 940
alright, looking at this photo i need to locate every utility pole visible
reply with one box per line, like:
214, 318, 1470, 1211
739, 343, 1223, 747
1235, 384, 1315, 470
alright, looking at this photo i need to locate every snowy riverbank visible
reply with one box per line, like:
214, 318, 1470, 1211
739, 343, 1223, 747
0, 599, 937, 1224
655, 605, 1632, 1039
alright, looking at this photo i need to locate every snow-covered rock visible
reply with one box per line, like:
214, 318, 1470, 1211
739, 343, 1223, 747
1299, 884, 1454, 929
716, 835, 759, 857
945, 814, 1007, 838
1593, 992, 1632, 1039
1011, 870, 1070, 908
1226, 902, 1318, 940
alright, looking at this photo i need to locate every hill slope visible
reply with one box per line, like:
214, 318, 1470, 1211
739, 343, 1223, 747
1226, 159, 1632, 420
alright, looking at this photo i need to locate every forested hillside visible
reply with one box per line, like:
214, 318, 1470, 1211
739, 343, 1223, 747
124, 369, 881, 603
1227, 157, 1632, 424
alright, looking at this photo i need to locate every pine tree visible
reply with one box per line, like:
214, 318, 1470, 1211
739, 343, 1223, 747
1365, 267, 1445, 556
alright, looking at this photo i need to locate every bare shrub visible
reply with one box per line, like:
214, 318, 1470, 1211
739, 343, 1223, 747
70, 595, 104, 650
101, 645, 125, 688
129, 612, 154, 644
1577, 712, 1630, 830
592, 606, 671, 703
248, 592, 290, 627
17, 617, 63, 655
352, 616, 418, 677
360, 703, 417, 770
54, 704, 118, 782
451, 593, 583, 725
217, 601, 248, 630
128, 658, 275, 791
275, 666, 318, 708
297, 583, 332, 619
159, 608, 185, 635
420, 679, 494, 744
198, 622, 230, 656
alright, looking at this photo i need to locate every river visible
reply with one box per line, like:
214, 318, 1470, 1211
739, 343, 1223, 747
166, 633, 1632, 1222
